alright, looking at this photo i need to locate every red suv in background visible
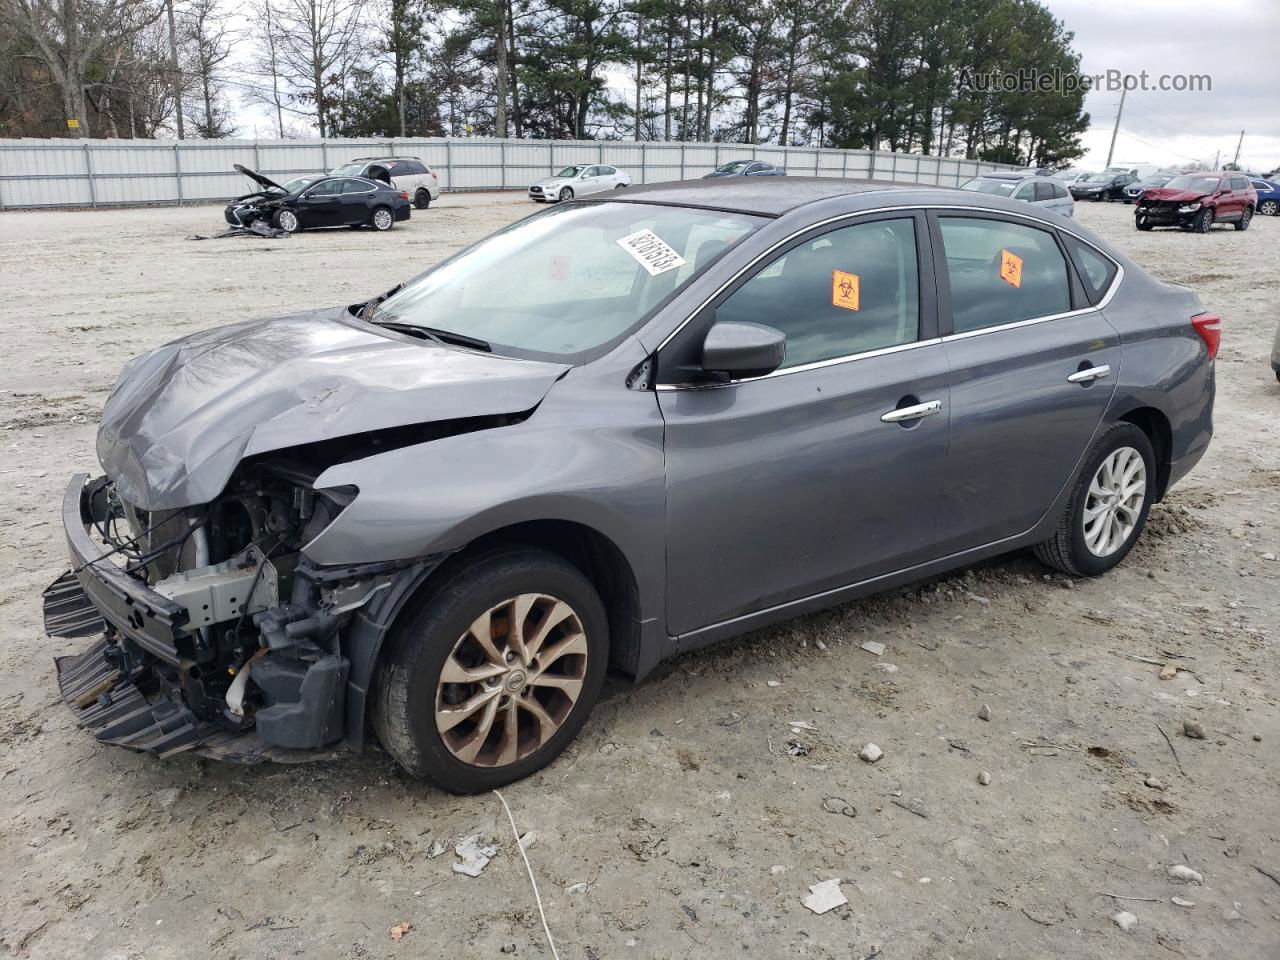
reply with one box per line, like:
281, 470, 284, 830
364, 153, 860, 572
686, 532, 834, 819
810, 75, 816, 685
1135, 172, 1257, 232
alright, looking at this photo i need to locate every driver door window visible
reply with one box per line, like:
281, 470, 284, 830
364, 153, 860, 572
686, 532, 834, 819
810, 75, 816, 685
714, 217, 921, 369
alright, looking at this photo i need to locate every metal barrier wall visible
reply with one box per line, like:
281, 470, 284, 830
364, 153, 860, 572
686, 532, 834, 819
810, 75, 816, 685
0, 136, 1020, 209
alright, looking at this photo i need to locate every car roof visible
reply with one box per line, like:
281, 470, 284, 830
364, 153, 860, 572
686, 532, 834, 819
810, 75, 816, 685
347, 156, 421, 162
603, 177, 929, 217
971, 171, 1036, 181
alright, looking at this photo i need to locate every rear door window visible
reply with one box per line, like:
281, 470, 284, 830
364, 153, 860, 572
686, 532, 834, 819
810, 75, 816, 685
715, 217, 920, 369
937, 216, 1071, 334
1230, 176, 1249, 191
1033, 182, 1056, 202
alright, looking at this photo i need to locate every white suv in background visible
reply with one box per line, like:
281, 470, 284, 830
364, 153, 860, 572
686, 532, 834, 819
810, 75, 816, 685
330, 157, 441, 209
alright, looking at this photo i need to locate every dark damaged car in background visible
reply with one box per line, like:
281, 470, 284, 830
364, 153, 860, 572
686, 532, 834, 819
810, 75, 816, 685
225, 165, 411, 234
47, 179, 1217, 793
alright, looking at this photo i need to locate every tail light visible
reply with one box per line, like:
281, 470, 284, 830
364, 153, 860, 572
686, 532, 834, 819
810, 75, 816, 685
1191, 312, 1221, 359
398, 190, 409, 201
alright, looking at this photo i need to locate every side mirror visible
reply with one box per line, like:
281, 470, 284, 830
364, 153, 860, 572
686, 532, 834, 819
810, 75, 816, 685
701, 320, 786, 379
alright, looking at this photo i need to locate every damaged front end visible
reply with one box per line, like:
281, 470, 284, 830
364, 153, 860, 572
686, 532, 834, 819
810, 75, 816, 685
47, 464, 415, 762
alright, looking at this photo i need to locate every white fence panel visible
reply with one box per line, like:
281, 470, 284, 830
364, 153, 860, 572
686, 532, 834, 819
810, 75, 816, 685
0, 135, 1020, 209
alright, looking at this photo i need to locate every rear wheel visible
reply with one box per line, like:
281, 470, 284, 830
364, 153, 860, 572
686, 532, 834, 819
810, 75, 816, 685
414, 188, 431, 210
1234, 206, 1253, 231
1260, 199, 1278, 216
1193, 207, 1215, 233
1034, 423, 1155, 577
372, 548, 608, 793
371, 206, 394, 231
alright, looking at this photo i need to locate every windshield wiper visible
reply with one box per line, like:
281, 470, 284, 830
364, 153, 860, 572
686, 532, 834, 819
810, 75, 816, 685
369, 319, 491, 353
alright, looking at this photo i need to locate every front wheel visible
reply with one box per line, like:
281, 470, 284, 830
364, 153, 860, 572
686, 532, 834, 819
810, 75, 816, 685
274, 209, 300, 233
371, 206, 394, 231
371, 548, 608, 793
1034, 423, 1156, 577
1234, 207, 1253, 231
1193, 207, 1215, 233
1135, 215, 1153, 231
557, 187, 574, 202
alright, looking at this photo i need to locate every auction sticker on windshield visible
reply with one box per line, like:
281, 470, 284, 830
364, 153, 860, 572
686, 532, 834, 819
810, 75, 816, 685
617, 229, 687, 276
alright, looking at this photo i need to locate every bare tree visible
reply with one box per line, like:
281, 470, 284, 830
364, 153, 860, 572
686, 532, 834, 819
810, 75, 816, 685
245, 0, 289, 135
178, 0, 238, 137
268, 0, 367, 135
0, 0, 164, 136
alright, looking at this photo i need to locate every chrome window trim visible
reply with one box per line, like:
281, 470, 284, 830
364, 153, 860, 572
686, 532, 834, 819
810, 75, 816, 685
655, 337, 944, 391
653, 202, 1124, 385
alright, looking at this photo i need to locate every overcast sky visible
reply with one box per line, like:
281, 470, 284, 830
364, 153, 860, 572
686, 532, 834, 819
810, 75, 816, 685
231, 0, 1280, 173
1045, 0, 1280, 172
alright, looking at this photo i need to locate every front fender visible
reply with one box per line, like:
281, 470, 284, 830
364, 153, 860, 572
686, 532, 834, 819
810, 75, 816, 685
304, 349, 668, 633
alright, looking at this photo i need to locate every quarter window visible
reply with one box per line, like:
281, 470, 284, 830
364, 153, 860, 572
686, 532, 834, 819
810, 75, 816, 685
938, 217, 1071, 334
715, 217, 920, 369
1061, 234, 1118, 305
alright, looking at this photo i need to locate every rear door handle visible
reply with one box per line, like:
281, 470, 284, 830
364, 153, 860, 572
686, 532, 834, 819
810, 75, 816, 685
1067, 364, 1111, 384
881, 399, 943, 423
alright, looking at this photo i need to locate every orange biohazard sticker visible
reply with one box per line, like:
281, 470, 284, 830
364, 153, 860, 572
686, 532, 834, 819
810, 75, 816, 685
832, 270, 860, 311
999, 249, 1023, 288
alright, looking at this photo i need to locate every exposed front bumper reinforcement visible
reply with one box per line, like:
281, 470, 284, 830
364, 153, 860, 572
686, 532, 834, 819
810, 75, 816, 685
54, 638, 347, 764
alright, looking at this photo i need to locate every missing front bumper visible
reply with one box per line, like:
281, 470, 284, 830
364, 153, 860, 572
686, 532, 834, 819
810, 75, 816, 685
54, 638, 348, 764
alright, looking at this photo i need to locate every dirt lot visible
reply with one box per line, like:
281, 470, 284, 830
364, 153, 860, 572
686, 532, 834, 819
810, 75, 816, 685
1, 193, 1277, 960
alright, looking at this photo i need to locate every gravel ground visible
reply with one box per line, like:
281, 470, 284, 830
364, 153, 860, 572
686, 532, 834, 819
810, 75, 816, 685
1, 193, 1278, 960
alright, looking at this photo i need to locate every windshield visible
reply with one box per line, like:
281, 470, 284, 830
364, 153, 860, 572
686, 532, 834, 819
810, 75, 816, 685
555, 166, 586, 178
716, 161, 752, 174
282, 176, 322, 193
1085, 174, 1114, 183
960, 178, 1017, 196
1164, 175, 1220, 193
368, 202, 765, 362
331, 162, 366, 176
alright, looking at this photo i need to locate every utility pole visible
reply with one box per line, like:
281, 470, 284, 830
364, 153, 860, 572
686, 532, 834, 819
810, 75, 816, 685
1232, 130, 1244, 168
1104, 86, 1126, 168
166, 0, 184, 139
1213, 149, 1220, 170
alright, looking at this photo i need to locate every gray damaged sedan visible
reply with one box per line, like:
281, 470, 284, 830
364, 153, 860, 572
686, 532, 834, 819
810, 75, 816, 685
47, 178, 1217, 793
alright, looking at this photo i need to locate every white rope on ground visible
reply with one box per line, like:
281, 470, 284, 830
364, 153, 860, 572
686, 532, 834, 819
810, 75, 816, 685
493, 788, 561, 960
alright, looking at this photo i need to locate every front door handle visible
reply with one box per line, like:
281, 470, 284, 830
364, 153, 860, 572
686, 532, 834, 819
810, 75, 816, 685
881, 399, 943, 423
1067, 364, 1111, 384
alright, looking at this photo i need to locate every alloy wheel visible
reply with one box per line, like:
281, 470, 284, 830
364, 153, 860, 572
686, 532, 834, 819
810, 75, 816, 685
1082, 446, 1147, 558
434, 593, 588, 767
1260, 200, 1278, 216
278, 210, 298, 232
373, 208, 393, 230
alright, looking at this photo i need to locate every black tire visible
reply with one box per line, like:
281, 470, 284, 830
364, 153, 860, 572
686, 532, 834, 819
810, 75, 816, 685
1135, 216, 1153, 232
1234, 206, 1253, 231
1033, 422, 1156, 578
273, 208, 300, 233
371, 206, 395, 231
371, 547, 608, 793
414, 189, 431, 210
1260, 199, 1278, 216
557, 187, 574, 202
1193, 207, 1214, 233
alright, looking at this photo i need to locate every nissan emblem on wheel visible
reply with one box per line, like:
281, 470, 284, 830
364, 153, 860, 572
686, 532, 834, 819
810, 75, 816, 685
46, 178, 1216, 794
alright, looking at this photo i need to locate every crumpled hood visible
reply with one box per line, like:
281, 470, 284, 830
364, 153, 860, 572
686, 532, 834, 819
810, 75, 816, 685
234, 163, 285, 192
1141, 187, 1208, 203
97, 308, 569, 510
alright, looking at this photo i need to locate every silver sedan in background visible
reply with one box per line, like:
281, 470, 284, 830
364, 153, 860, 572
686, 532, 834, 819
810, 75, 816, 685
528, 163, 631, 202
